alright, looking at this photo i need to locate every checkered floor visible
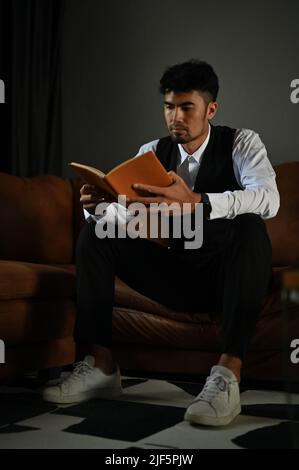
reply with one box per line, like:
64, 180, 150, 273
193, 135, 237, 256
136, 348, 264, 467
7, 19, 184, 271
0, 374, 299, 449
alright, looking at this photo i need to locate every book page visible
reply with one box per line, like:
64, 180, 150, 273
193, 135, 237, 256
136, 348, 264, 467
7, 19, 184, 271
69, 162, 106, 178
68, 162, 116, 196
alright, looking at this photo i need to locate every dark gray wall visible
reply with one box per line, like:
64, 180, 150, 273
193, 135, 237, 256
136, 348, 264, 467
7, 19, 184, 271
62, 0, 299, 177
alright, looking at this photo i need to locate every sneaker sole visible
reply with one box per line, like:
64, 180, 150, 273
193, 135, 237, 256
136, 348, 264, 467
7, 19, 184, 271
43, 386, 123, 404
184, 403, 241, 427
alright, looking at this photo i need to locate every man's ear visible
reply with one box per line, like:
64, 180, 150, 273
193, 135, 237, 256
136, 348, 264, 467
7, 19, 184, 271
207, 101, 218, 120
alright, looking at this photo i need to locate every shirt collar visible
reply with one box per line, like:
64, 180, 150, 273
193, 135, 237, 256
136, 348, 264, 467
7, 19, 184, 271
178, 124, 211, 165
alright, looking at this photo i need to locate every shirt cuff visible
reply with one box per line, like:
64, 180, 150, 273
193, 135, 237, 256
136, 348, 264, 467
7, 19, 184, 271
83, 208, 102, 223
104, 202, 134, 225
206, 193, 229, 219
84, 204, 135, 225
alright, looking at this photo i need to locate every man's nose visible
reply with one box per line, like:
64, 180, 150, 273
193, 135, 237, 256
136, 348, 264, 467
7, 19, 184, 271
173, 106, 184, 122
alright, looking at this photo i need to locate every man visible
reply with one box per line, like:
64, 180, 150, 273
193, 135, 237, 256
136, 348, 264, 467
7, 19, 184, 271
43, 60, 280, 427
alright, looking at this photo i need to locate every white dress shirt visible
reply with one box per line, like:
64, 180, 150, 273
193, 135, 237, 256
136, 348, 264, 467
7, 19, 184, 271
84, 126, 280, 223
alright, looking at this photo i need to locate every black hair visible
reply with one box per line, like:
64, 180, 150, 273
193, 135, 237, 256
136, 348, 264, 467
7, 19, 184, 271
159, 59, 219, 102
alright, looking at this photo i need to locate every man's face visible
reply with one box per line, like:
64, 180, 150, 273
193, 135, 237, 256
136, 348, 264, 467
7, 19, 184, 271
163, 90, 217, 144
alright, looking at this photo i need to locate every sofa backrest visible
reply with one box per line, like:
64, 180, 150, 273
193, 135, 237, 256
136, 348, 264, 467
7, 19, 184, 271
266, 162, 299, 267
0, 172, 74, 264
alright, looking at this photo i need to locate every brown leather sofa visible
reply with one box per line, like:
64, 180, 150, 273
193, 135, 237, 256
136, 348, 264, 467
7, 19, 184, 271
1, 163, 299, 382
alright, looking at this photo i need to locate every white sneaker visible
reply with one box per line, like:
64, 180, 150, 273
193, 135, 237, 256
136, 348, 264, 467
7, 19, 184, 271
184, 365, 241, 426
42, 355, 123, 404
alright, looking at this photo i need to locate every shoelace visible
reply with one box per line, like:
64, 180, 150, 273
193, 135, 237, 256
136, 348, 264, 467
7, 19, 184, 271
62, 360, 94, 386
193, 374, 228, 404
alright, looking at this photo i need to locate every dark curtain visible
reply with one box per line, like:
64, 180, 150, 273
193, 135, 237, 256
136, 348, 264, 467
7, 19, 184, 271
0, 0, 65, 176
0, 0, 11, 173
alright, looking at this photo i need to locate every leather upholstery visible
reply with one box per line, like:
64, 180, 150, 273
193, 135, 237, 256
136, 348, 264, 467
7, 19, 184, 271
265, 162, 299, 266
0, 173, 74, 263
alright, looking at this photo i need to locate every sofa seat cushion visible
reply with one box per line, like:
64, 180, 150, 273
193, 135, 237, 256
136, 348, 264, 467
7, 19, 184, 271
114, 277, 215, 324
0, 261, 76, 300
114, 268, 285, 324
112, 297, 299, 352
112, 307, 222, 350
112, 269, 298, 351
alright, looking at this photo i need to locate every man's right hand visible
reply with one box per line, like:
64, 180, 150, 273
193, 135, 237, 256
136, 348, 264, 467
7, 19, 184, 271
80, 184, 115, 214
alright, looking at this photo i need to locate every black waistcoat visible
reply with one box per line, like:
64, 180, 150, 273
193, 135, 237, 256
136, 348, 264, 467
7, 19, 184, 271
155, 124, 242, 251
155, 124, 241, 193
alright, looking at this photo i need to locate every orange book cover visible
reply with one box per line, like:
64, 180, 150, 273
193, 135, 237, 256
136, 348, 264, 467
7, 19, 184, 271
68, 151, 173, 198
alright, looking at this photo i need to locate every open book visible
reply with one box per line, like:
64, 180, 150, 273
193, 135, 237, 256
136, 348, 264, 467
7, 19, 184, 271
68, 151, 173, 198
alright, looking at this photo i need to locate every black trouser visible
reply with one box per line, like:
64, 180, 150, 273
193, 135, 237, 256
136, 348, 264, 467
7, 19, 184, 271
74, 214, 272, 360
